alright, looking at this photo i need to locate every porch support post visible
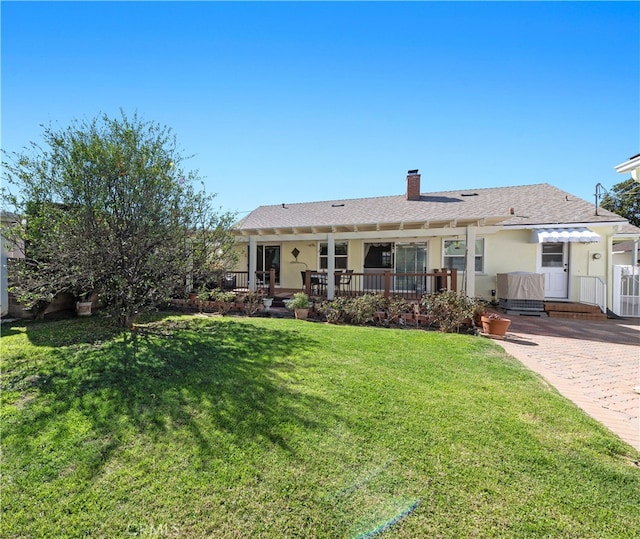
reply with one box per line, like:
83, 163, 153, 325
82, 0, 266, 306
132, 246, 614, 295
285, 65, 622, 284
465, 226, 476, 297
605, 232, 614, 310
248, 236, 257, 292
327, 234, 336, 300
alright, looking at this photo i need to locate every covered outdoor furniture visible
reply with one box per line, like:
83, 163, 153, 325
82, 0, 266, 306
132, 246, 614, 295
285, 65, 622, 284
222, 274, 237, 290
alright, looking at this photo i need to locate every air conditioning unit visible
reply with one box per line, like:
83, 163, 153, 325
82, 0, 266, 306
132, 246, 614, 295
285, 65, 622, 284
497, 272, 545, 311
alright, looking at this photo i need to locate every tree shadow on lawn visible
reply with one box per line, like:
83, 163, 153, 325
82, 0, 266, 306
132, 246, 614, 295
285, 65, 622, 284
2, 315, 125, 347
9, 317, 334, 482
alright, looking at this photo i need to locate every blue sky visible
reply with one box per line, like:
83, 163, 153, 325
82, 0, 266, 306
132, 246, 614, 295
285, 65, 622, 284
2, 1, 639, 217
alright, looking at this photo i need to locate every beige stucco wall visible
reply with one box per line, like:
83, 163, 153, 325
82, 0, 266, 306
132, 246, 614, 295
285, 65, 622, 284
477, 229, 536, 300
234, 224, 624, 306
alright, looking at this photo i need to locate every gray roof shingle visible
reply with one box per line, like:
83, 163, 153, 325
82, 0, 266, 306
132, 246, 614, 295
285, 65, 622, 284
235, 183, 630, 233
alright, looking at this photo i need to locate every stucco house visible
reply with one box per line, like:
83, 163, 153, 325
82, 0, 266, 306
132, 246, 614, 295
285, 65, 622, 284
613, 151, 639, 270
233, 170, 639, 315
1, 211, 23, 317
613, 241, 640, 266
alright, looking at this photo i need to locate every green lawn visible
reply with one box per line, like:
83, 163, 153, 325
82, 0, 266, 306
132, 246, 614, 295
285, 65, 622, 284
2, 315, 639, 538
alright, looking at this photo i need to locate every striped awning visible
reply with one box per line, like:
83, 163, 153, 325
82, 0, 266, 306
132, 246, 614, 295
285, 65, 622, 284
530, 227, 600, 243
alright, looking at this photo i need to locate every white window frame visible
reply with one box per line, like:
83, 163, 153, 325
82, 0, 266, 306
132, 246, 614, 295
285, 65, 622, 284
443, 238, 484, 273
319, 241, 348, 270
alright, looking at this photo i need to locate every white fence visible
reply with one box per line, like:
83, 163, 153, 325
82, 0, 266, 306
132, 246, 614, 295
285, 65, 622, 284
613, 265, 640, 318
579, 276, 607, 313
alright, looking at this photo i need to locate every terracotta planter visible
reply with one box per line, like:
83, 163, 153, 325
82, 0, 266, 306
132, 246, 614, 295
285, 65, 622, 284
481, 316, 511, 337
294, 308, 309, 320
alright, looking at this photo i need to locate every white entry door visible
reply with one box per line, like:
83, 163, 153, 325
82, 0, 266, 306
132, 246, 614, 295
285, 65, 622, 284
539, 243, 568, 298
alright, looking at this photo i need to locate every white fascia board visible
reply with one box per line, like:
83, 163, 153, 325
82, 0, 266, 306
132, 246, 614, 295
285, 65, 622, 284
615, 154, 640, 180
502, 221, 625, 230
234, 225, 503, 243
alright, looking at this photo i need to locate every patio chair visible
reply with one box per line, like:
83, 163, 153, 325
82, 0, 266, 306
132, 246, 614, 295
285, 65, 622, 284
336, 269, 353, 294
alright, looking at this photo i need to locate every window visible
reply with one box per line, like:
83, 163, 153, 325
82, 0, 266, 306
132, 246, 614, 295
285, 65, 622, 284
364, 243, 393, 269
541, 243, 564, 268
443, 239, 484, 272
320, 241, 348, 270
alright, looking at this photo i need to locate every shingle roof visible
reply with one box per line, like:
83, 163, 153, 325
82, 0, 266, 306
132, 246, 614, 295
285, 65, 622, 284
235, 183, 629, 234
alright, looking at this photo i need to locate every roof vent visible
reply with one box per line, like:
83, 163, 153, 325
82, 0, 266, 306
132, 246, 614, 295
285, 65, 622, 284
460, 192, 478, 197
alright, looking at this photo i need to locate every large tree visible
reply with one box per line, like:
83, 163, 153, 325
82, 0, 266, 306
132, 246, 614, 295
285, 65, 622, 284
2, 112, 237, 326
600, 178, 640, 228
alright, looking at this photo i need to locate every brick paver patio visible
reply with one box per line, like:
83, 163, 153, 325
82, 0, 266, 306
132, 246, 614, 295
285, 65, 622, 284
494, 315, 640, 451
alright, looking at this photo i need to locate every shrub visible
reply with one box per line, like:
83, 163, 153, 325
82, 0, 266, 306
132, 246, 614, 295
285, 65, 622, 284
420, 291, 479, 333
317, 297, 349, 324
386, 295, 413, 325
342, 294, 380, 325
210, 289, 237, 303
238, 290, 265, 316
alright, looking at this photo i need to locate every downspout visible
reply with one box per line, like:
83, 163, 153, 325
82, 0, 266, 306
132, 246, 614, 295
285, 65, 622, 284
605, 230, 614, 312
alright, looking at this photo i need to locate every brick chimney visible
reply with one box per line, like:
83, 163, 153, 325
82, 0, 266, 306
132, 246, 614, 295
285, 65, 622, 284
406, 169, 421, 201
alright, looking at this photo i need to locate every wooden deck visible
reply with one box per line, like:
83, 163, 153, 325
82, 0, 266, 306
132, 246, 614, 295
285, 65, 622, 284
544, 301, 608, 321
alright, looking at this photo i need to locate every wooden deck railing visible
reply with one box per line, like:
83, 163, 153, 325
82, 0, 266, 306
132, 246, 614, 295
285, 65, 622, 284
302, 269, 457, 300
215, 268, 457, 300
216, 269, 276, 296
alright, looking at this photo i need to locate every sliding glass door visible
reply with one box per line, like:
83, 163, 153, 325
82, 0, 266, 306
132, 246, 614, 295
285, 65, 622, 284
249, 245, 281, 286
395, 244, 427, 293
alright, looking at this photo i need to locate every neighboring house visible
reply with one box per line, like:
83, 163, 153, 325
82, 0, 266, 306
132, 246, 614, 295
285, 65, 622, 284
233, 171, 640, 312
613, 241, 640, 266
615, 152, 640, 182
1, 211, 23, 317
613, 151, 640, 271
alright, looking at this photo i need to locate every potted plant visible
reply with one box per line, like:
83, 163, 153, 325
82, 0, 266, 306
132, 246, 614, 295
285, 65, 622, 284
287, 292, 311, 320
480, 312, 511, 338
